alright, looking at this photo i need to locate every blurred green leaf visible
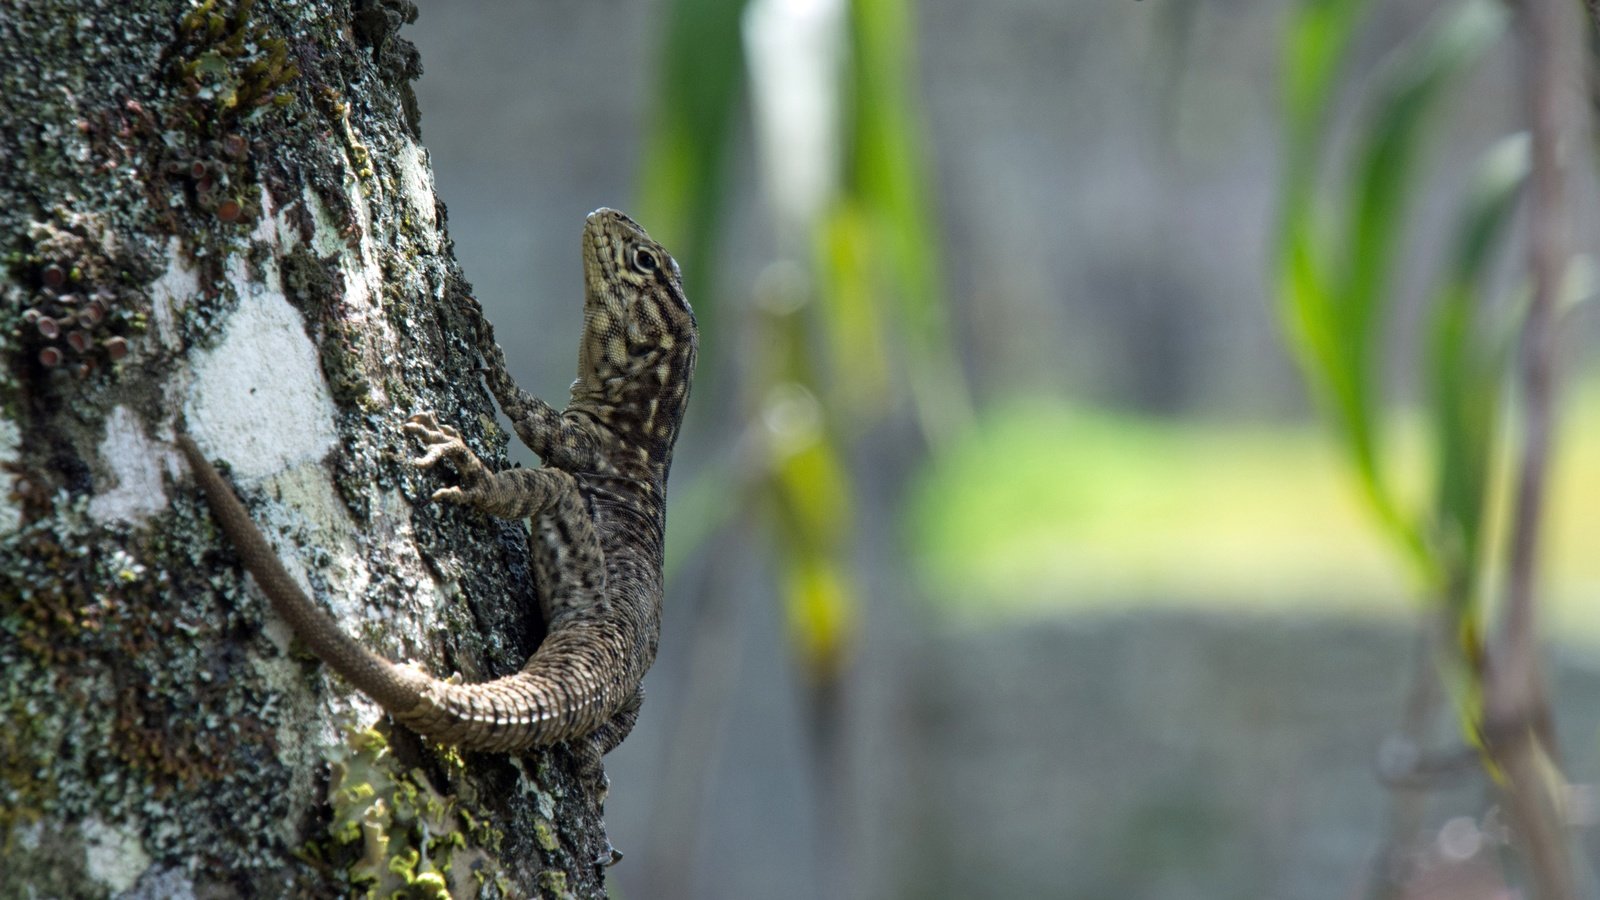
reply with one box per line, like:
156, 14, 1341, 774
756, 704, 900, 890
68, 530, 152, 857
1343, 0, 1506, 358
1280, 0, 1371, 218
645, 0, 965, 687
841, 0, 971, 441
1281, 0, 1370, 132
769, 412, 858, 681
1427, 132, 1526, 615
783, 553, 855, 684
638, 0, 751, 325
815, 202, 891, 412
773, 431, 849, 539
1275, 0, 1505, 581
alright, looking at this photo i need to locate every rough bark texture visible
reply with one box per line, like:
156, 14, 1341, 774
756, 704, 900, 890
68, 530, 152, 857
0, 1, 613, 896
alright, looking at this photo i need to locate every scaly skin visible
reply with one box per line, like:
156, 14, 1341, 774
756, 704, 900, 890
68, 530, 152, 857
178, 209, 696, 764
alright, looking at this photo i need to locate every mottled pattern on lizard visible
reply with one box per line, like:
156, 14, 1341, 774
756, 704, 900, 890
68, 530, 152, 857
177, 209, 696, 765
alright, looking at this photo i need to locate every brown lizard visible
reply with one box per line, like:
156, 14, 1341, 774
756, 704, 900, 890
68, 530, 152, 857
176, 208, 696, 771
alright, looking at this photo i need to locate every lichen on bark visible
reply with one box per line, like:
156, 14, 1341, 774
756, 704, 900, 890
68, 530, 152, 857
0, 2, 613, 896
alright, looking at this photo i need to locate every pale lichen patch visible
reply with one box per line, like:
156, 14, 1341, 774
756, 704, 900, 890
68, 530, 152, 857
148, 238, 199, 351
0, 419, 20, 537
305, 184, 351, 259
88, 406, 172, 525
80, 816, 151, 893
251, 181, 287, 247
255, 460, 371, 618
336, 200, 384, 315
184, 280, 338, 480
366, 484, 452, 621
118, 865, 198, 900
397, 137, 436, 231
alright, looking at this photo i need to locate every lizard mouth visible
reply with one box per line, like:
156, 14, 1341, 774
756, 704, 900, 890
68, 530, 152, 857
581, 207, 654, 309
581, 208, 638, 297
577, 209, 637, 379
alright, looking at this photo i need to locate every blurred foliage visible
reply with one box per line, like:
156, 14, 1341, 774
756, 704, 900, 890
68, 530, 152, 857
638, 0, 749, 320
833, 0, 971, 440
1277, 0, 1511, 600
1275, 0, 1549, 769
640, 0, 966, 685
906, 392, 1600, 639
1278, 0, 1510, 593
909, 402, 1408, 616
905, 0, 1528, 635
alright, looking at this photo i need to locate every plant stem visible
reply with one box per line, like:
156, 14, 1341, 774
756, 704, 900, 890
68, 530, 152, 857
1484, 0, 1583, 895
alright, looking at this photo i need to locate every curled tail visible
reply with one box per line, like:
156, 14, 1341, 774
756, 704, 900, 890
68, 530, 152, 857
176, 435, 617, 751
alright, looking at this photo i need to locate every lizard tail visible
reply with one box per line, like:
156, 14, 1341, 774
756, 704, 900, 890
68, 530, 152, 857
177, 434, 620, 752
395, 630, 626, 751
176, 435, 433, 716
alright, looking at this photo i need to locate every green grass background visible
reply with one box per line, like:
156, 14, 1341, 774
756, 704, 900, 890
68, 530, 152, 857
908, 381, 1600, 637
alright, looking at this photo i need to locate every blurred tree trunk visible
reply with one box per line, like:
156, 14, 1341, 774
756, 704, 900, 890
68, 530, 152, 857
0, 2, 613, 896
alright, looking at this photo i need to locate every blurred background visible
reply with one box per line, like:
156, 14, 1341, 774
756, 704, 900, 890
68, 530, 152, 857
408, 0, 1600, 897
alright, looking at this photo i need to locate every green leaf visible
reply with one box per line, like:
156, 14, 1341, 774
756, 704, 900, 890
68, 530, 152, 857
842, 0, 971, 440
1278, 0, 1372, 248
1341, 0, 1507, 353
1281, 0, 1371, 165
1427, 132, 1526, 614
637, 0, 752, 328
814, 203, 892, 412
1275, 0, 1506, 579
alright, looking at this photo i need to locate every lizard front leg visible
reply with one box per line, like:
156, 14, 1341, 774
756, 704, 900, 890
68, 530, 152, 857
405, 412, 606, 623
406, 411, 563, 519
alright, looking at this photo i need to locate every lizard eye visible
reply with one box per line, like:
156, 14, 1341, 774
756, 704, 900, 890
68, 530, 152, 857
631, 247, 659, 274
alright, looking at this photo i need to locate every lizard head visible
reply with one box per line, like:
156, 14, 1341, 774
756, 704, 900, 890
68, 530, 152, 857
573, 208, 699, 464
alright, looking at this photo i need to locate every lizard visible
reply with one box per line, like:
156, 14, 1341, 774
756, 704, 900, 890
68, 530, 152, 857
176, 208, 696, 774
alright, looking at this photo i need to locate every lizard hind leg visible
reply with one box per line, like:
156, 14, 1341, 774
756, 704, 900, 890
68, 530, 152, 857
569, 686, 644, 807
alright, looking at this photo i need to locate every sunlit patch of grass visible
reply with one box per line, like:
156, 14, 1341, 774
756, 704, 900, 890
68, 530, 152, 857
1543, 392, 1600, 641
905, 396, 1600, 642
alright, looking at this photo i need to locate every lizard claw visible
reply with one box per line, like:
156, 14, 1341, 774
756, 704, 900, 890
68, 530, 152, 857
429, 485, 469, 506
404, 411, 439, 430
404, 411, 463, 442
405, 412, 494, 506
404, 412, 468, 469
411, 443, 458, 470
594, 842, 623, 867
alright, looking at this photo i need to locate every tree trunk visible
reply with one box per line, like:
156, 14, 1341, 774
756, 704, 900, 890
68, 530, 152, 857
0, 2, 613, 896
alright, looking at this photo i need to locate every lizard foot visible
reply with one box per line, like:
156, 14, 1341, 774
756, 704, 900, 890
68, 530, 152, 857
570, 738, 612, 804
403, 412, 489, 504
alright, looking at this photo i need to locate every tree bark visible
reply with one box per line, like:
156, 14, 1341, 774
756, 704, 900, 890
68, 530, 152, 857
0, 1, 613, 896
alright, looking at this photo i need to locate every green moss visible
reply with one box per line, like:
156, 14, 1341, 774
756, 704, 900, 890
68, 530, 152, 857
279, 245, 342, 317
533, 818, 559, 853
314, 726, 509, 898
171, 0, 298, 125
537, 870, 569, 896
319, 318, 377, 410
0, 693, 57, 843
